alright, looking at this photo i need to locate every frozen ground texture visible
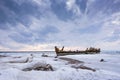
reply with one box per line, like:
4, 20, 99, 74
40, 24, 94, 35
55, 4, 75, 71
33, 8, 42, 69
0, 52, 120, 80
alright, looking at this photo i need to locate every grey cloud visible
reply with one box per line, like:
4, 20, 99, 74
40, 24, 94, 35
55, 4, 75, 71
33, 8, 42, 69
40, 25, 59, 35
76, 0, 88, 14
8, 32, 33, 44
104, 29, 120, 42
0, 0, 49, 30
87, 0, 120, 17
8, 25, 59, 44
0, 0, 120, 50
33, 25, 60, 42
50, 0, 75, 21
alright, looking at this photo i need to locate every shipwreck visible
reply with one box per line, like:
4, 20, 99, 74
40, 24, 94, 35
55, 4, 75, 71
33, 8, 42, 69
55, 46, 100, 56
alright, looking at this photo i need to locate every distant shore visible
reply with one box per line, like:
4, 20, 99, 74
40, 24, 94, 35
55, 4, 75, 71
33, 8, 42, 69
0, 51, 54, 53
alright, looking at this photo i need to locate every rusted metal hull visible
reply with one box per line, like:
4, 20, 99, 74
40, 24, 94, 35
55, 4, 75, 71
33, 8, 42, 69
56, 51, 100, 56
55, 46, 100, 56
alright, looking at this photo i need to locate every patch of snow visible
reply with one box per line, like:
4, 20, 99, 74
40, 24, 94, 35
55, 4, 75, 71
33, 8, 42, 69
0, 52, 120, 80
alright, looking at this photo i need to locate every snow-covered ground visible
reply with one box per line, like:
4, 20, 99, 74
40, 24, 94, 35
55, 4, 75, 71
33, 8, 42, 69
0, 52, 120, 80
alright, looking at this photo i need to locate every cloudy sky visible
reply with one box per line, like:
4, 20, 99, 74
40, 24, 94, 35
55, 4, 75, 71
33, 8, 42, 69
0, 0, 120, 51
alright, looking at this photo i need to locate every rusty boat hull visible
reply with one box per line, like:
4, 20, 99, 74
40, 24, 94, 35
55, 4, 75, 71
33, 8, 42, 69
55, 46, 100, 56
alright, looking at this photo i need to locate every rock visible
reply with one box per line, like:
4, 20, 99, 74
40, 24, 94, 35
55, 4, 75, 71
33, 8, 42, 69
54, 59, 58, 61
22, 68, 32, 71
33, 64, 53, 71
22, 62, 54, 71
71, 65, 96, 72
59, 57, 84, 64
100, 59, 104, 62
41, 53, 48, 57
54, 56, 58, 58
0, 55, 8, 57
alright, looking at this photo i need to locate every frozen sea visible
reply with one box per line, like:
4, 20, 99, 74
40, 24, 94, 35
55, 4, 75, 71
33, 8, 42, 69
0, 51, 120, 80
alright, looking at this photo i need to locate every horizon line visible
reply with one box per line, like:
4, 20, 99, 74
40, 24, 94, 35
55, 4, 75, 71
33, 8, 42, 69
0, 50, 54, 52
